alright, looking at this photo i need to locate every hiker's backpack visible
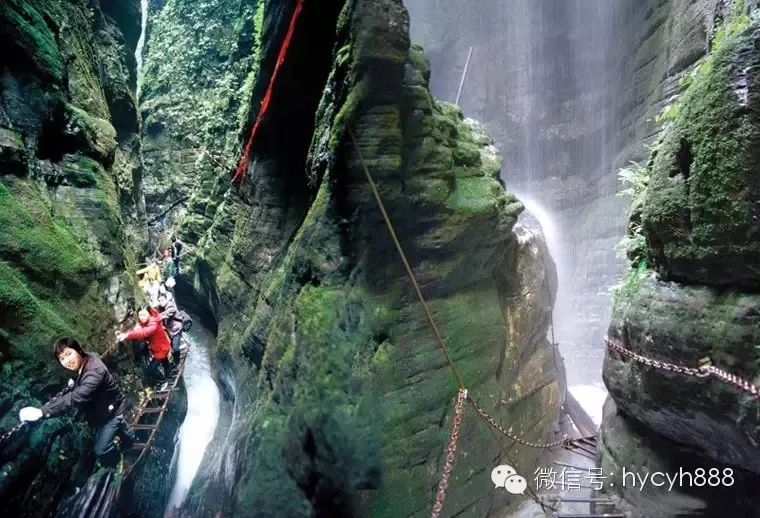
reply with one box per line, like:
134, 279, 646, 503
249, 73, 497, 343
178, 310, 193, 332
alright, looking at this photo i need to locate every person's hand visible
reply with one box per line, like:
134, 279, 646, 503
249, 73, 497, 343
19, 407, 43, 422
117, 332, 127, 342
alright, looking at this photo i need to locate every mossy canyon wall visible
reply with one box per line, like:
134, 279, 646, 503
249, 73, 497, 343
0, 0, 569, 515
0, 0, 146, 514
601, 2, 760, 516
139, 0, 567, 516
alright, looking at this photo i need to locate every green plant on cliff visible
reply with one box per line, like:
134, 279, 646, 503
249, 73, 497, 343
655, 101, 680, 124
611, 257, 650, 308
616, 0, 760, 295
640, 7, 760, 286
712, 0, 752, 51
615, 161, 649, 264
617, 161, 649, 199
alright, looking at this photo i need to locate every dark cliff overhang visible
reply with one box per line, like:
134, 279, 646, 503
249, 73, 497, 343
237, 0, 346, 206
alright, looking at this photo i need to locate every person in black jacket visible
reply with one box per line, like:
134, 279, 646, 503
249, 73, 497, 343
170, 235, 182, 274
23, 338, 136, 466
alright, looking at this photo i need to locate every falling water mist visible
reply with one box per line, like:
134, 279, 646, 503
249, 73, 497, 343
135, 0, 149, 91
407, 0, 629, 422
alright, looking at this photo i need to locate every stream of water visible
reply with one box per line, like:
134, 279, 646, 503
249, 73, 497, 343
165, 327, 220, 513
135, 0, 149, 89
518, 194, 608, 424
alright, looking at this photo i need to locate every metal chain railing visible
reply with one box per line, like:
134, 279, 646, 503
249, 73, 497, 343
350, 127, 579, 516
605, 337, 710, 377
468, 396, 571, 449
0, 380, 77, 448
606, 337, 760, 400
704, 365, 760, 399
0, 422, 27, 448
431, 388, 467, 518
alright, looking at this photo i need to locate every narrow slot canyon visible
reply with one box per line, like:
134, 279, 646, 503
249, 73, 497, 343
1, 1, 759, 517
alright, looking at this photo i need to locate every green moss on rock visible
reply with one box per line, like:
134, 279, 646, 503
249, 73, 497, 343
64, 104, 118, 164
0, 0, 146, 515
0, 127, 27, 176
185, 1, 559, 516
0, 0, 65, 83
642, 16, 760, 287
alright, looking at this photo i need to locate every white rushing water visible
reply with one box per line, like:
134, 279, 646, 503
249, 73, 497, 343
166, 331, 220, 512
569, 383, 607, 425
407, 0, 626, 408
517, 194, 607, 425
135, 0, 149, 81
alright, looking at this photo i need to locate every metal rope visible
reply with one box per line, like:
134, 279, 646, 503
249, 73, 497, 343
348, 128, 466, 390
606, 337, 760, 400
469, 396, 571, 449
0, 421, 27, 448
349, 127, 574, 515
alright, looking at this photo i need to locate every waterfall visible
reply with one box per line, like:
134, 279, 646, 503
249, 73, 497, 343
407, 0, 627, 410
136, 0, 149, 80
516, 194, 607, 424
165, 328, 220, 513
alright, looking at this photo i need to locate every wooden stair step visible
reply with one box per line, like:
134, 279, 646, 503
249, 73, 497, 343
131, 424, 157, 431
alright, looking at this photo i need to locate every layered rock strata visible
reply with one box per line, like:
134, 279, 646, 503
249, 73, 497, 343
601, 4, 760, 516
168, 0, 566, 515
0, 0, 147, 514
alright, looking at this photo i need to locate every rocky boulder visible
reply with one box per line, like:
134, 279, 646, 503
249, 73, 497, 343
602, 6, 760, 516
643, 15, 760, 288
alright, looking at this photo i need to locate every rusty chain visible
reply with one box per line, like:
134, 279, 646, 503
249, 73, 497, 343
468, 396, 571, 449
705, 365, 760, 399
605, 337, 760, 400
605, 337, 709, 377
431, 388, 467, 518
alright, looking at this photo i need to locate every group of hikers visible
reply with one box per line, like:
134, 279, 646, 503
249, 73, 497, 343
137, 235, 182, 307
18, 238, 191, 468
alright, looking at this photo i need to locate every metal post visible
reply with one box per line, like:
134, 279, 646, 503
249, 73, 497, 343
455, 46, 473, 106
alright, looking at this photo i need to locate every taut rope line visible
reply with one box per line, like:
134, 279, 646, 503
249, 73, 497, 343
348, 128, 466, 390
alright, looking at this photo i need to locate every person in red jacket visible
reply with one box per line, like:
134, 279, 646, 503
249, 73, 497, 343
118, 307, 172, 389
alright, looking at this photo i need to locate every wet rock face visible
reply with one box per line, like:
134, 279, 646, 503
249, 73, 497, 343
605, 277, 760, 471
0, 0, 143, 515
138, 0, 259, 234
598, 398, 760, 518
404, 0, 732, 386
176, 0, 564, 515
602, 6, 760, 516
643, 20, 760, 288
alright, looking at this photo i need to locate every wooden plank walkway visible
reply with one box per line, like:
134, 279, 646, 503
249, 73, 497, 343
123, 340, 190, 477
